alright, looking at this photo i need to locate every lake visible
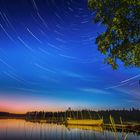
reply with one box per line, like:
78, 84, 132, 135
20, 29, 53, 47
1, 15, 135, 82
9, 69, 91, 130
0, 119, 140, 140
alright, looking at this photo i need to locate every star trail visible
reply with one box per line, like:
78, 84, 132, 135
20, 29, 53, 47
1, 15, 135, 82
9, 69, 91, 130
0, 0, 140, 113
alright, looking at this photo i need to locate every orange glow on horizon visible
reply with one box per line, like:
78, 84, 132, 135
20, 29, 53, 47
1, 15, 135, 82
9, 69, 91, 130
0, 97, 67, 114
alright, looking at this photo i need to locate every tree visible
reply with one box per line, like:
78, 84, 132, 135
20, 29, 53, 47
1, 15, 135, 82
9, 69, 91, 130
88, 0, 140, 69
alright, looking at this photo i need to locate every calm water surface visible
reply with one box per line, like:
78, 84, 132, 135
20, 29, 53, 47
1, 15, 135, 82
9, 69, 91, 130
0, 119, 140, 140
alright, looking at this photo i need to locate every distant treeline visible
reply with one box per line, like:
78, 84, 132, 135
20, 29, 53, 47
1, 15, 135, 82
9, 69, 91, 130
26, 108, 140, 123
0, 112, 25, 119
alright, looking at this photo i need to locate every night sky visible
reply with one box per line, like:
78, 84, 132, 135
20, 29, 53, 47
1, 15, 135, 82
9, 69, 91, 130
0, 0, 140, 113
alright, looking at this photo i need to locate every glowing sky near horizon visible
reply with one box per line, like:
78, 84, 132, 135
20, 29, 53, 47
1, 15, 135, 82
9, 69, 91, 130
0, 0, 140, 113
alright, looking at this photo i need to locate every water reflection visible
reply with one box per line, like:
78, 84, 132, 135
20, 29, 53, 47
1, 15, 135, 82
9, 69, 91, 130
0, 119, 139, 140
67, 125, 103, 132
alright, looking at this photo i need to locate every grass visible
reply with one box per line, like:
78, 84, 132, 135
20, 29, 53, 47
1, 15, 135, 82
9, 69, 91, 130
110, 115, 129, 140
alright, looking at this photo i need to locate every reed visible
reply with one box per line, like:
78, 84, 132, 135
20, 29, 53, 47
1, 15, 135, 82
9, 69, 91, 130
110, 115, 118, 140
109, 115, 129, 140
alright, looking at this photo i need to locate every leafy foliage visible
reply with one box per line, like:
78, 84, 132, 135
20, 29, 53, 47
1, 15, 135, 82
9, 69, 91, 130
88, 0, 140, 69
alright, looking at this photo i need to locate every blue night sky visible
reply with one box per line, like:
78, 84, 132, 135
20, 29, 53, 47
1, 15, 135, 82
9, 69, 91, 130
0, 0, 140, 113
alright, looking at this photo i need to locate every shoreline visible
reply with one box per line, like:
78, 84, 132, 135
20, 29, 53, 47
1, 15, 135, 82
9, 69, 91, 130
0, 117, 140, 133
